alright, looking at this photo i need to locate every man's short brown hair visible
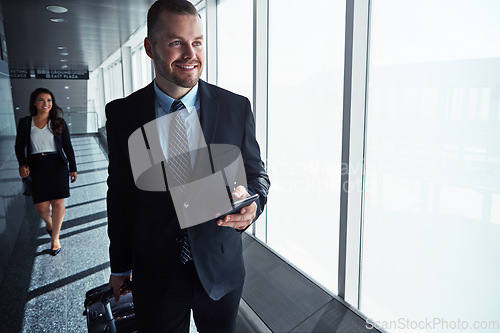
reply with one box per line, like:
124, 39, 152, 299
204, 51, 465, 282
147, 0, 199, 41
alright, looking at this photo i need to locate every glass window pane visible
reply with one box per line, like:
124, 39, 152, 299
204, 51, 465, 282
140, 47, 152, 87
217, 0, 253, 101
267, 0, 346, 293
361, 0, 500, 331
131, 48, 140, 91
198, 7, 207, 82
115, 61, 124, 99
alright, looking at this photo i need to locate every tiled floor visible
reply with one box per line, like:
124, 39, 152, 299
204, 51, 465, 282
1, 136, 111, 332
0, 135, 197, 333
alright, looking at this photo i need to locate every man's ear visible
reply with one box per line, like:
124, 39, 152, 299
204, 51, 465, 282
144, 37, 155, 60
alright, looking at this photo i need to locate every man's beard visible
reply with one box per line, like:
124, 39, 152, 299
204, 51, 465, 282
153, 54, 202, 89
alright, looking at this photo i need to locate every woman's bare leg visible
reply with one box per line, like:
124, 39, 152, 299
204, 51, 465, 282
34, 201, 53, 231
50, 199, 65, 250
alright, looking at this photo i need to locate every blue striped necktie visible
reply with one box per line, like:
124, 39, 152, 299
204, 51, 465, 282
169, 100, 192, 263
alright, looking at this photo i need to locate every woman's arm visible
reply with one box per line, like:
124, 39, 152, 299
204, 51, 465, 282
14, 117, 28, 167
60, 119, 77, 172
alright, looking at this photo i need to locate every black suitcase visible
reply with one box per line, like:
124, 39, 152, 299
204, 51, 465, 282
83, 282, 137, 333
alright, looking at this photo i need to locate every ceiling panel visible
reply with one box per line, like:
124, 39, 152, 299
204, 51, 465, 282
1, 0, 155, 72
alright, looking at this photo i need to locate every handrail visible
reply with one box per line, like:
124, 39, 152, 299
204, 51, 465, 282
62, 110, 99, 134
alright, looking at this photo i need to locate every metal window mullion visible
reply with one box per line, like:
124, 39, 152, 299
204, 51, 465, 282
252, 0, 269, 241
205, 0, 217, 84
338, 0, 355, 302
355, 0, 371, 310
338, 0, 370, 308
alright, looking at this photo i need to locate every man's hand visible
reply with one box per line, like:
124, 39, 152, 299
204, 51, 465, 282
217, 186, 257, 230
109, 274, 131, 302
19, 165, 29, 178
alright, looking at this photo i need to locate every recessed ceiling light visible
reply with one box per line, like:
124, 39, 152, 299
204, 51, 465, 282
60, 59, 68, 62
50, 18, 67, 23
61, 65, 68, 69
57, 46, 67, 50
46, 5, 68, 13
60, 52, 69, 56
64, 86, 69, 89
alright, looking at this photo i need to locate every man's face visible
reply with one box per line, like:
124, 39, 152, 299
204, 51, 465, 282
146, 11, 204, 91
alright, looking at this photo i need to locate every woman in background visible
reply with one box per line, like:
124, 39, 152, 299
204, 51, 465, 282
15, 87, 77, 256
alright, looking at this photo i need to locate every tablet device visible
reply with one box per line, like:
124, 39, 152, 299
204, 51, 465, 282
219, 193, 259, 218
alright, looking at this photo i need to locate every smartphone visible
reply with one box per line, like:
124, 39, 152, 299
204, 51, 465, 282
218, 193, 260, 218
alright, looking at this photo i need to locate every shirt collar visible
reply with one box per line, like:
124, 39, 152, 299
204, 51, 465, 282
154, 81, 199, 115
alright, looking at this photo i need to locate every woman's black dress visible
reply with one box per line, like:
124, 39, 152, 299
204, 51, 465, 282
30, 152, 70, 204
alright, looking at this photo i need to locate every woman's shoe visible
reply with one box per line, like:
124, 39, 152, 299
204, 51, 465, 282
50, 247, 61, 256
46, 228, 52, 236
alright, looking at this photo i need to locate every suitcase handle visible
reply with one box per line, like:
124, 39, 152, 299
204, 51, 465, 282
101, 281, 133, 333
101, 281, 133, 303
84, 281, 133, 307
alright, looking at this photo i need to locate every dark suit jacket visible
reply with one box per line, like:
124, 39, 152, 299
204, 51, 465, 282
15, 116, 77, 172
106, 80, 270, 300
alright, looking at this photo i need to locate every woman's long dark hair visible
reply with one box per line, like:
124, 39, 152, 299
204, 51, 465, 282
29, 88, 64, 135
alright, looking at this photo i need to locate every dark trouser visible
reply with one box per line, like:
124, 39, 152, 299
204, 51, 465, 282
133, 260, 243, 333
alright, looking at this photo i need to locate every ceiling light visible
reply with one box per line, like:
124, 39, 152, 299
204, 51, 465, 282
60, 59, 68, 62
64, 86, 69, 89
60, 52, 69, 56
50, 18, 67, 23
61, 65, 68, 69
57, 46, 67, 50
46, 5, 68, 13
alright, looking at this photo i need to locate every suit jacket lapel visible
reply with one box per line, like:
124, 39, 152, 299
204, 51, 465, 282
141, 80, 217, 142
138, 80, 218, 167
198, 80, 219, 145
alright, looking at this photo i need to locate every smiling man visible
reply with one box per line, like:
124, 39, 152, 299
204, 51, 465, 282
104, 0, 270, 332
